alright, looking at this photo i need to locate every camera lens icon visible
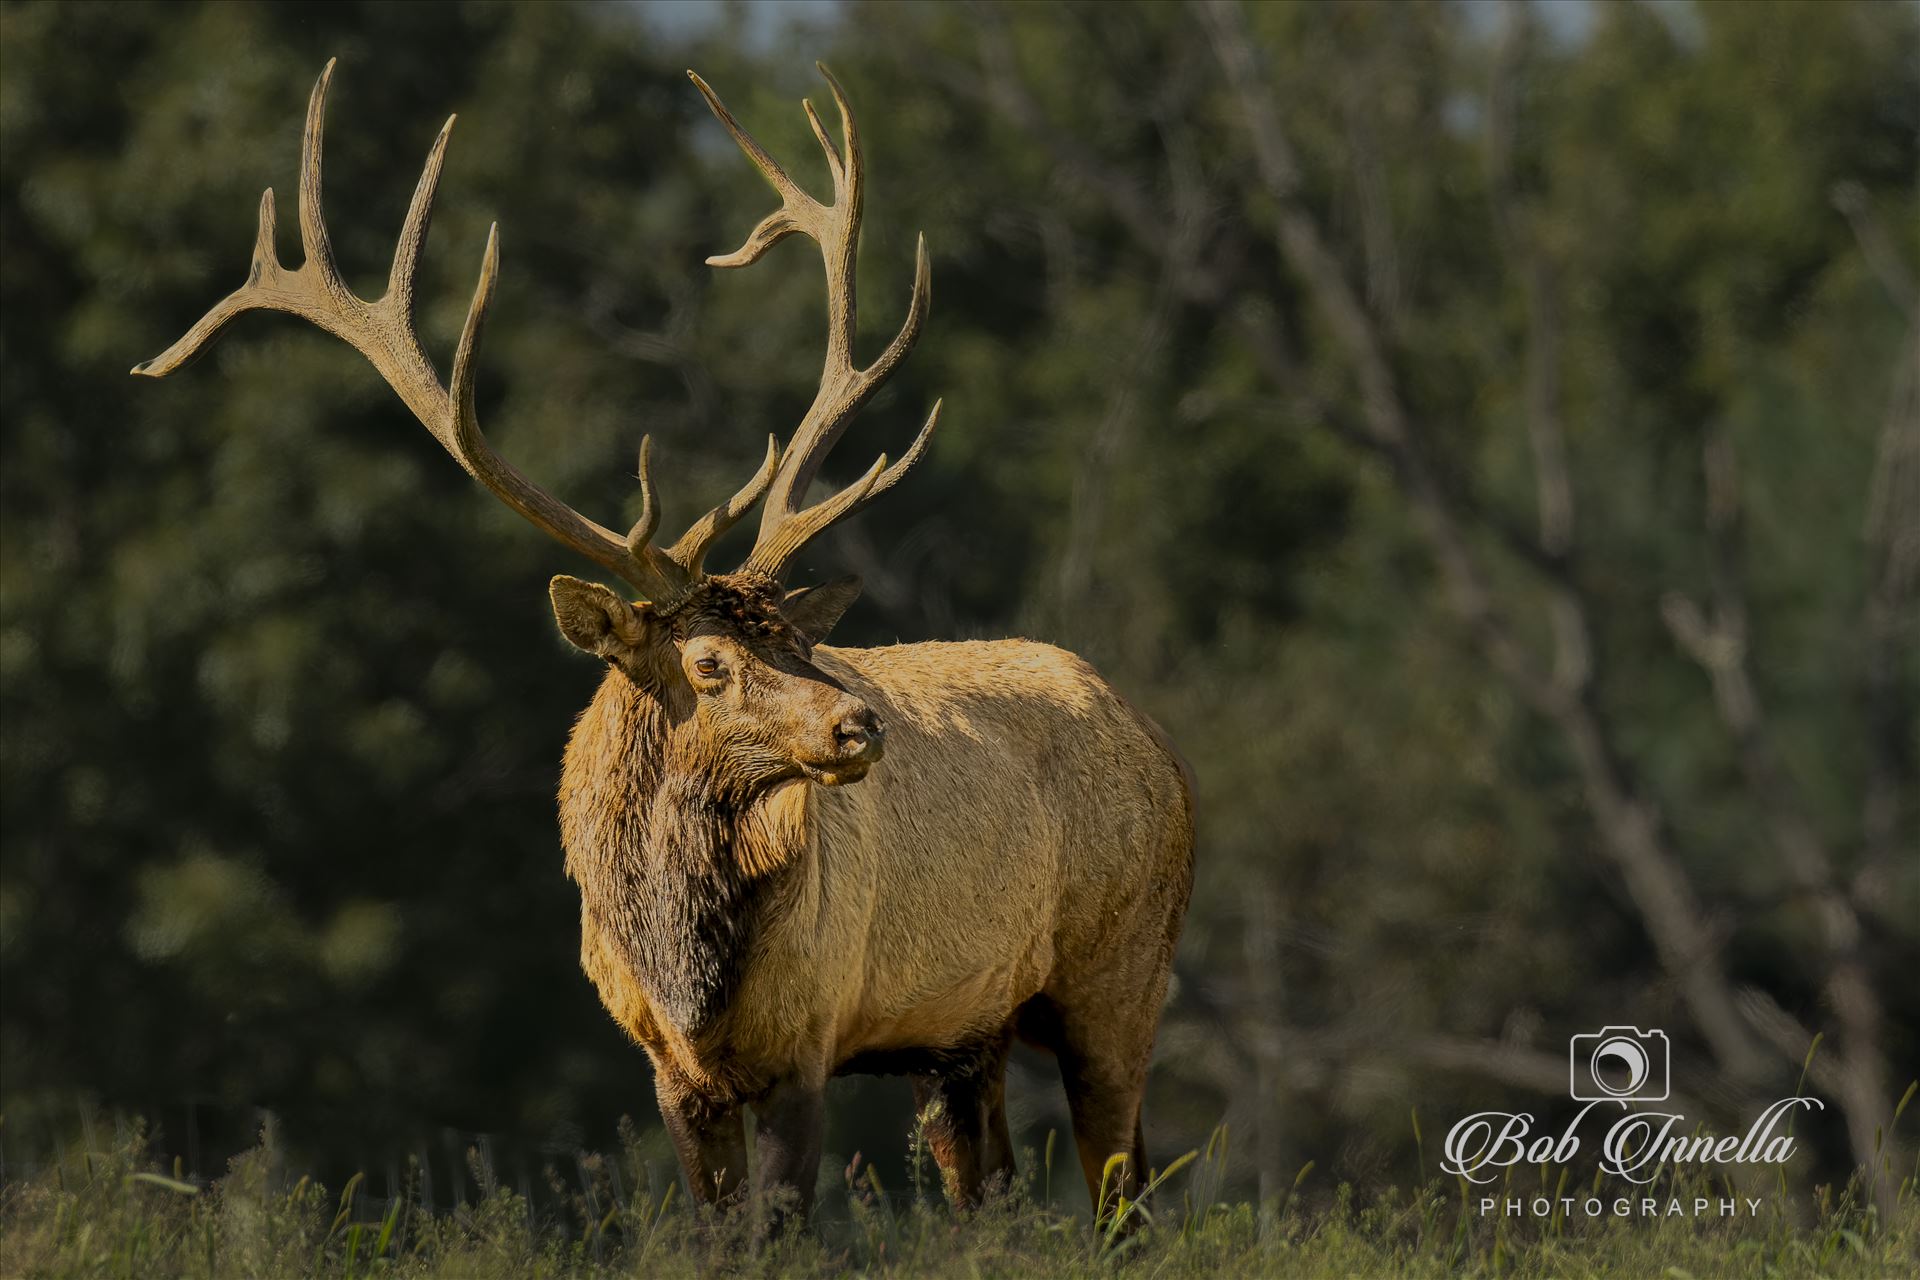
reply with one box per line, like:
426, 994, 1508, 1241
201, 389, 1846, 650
1569, 1026, 1670, 1102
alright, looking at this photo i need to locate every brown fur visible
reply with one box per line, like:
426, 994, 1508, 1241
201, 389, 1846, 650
131, 57, 1192, 1232
554, 572, 1195, 1221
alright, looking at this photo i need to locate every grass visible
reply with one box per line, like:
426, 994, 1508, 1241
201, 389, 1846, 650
3, 1116, 1917, 1279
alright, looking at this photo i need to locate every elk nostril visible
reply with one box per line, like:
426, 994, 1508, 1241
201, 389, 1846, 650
835, 707, 882, 748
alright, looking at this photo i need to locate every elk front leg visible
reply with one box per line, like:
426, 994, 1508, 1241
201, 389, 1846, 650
910, 1033, 1018, 1211
654, 1072, 747, 1210
750, 1076, 825, 1232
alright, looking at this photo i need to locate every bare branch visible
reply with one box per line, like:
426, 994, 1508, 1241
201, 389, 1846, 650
1860, 322, 1920, 909
1832, 181, 1918, 319
1487, 2, 1585, 694
1199, 0, 1773, 1087
1659, 414, 1900, 1202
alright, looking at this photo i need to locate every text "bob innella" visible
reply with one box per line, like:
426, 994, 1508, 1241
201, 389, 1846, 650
1442, 1097, 1823, 1188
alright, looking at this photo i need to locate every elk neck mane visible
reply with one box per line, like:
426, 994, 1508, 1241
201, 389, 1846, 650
557, 657, 807, 1043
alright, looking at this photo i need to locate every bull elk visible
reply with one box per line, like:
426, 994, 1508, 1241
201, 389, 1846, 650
133, 61, 1195, 1227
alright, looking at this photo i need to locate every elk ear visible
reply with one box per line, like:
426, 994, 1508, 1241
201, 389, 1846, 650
782, 575, 863, 644
549, 575, 646, 658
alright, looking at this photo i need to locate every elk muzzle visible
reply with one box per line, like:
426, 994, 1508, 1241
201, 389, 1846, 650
803, 698, 885, 786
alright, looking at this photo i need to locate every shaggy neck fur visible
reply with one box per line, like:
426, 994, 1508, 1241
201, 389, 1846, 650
559, 668, 804, 1041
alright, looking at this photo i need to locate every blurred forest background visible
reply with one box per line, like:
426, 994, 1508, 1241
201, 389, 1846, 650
2, 0, 1915, 1218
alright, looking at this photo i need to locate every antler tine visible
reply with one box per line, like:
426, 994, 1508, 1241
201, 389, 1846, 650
835, 398, 940, 524
748, 454, 889, 581
625, 436, 663, 559
663, 434, 781, 579
810, 64, 861, 372
743, 400, 942, 580
691, 65, 940, 585
133, 60, 447, 441
297, 61, 349, 310
687, 71, 822, 270
134, 61, 782, 608
388, 113, 454, 319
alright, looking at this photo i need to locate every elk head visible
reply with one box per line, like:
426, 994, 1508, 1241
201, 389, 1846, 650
132, 61, 937, 793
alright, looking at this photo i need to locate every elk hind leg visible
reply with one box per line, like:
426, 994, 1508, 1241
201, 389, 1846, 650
1057, 1033, 1150, 1227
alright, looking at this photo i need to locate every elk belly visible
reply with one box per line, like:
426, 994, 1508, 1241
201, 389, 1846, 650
832, 967, 1036, 1070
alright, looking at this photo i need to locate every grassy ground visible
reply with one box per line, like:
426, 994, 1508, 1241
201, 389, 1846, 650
3, 1124, 1916, 1279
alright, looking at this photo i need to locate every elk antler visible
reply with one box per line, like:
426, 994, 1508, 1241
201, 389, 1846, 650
690, 65, 941, 584
132, 60, 775, 604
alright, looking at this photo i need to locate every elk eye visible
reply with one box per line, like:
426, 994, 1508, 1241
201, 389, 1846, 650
693, 657, 721, 678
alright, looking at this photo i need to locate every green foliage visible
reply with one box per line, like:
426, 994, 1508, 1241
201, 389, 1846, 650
1, 1127, 1915, 1278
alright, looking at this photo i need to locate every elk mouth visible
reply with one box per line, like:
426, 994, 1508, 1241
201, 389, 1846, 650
800, 759, 874, 787
798, 732, 884, 787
